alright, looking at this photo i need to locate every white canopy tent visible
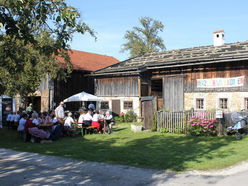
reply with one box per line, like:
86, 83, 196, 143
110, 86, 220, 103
63, 91, 103, 102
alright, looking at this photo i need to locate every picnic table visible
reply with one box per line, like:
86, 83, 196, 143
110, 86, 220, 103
37, 123, 54, 129
71, 119, 113, 136
72, 122, 97, 136
38, 123, 54, 127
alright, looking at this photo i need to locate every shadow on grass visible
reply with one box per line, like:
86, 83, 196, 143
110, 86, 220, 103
111, 127, 125, 132
79, 135, 236, 171
0, 128, 238, 171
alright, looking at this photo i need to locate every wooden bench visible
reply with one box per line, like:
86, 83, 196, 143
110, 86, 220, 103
81, 126, 97, 136
66, 128, 77, 137
72, 123, 97, 136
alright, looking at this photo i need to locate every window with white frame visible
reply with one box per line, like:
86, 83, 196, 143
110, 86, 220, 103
100, 101, 109, 109
245, 98, 248, 110
196, 98, 204, 110
123, 101, 133, 109
219, 98, 228, 109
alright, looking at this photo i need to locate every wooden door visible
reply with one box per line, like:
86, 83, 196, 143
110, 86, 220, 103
163, 76, 184, 112
142, 100, 154, 129
112, 100, 120, 116
141, 96, 157, 129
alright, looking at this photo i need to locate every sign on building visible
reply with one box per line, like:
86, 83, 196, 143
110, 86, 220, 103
197, 76, 244, 88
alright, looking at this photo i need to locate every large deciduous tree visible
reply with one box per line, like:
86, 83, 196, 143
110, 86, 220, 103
121, 17, 165, 57
0, 0, 95, 102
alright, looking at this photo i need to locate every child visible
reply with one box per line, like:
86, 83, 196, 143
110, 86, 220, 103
64, 112, 74, 129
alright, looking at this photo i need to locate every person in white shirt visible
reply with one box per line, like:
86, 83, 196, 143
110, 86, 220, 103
64, 112, 74, 129
83, 110, 93, 126
14, 111, 21, 128
32, 112, 40, 126
17, 114, 27, 132
78, 110, 86, 128
6, 112, 13, 128
55, 102, 65, 125
104, 111, 114, 134
92, 110, 103, 132
10, 112, 15, 128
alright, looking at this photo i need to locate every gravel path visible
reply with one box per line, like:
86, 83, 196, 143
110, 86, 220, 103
0, 148, 248, 185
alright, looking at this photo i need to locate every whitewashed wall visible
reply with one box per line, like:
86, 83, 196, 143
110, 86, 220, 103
97, 96, 140, 116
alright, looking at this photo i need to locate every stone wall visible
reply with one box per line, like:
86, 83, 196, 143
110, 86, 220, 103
184, 92, 248, 112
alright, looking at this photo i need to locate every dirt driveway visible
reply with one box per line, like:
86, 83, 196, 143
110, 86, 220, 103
0, 148, 248, 185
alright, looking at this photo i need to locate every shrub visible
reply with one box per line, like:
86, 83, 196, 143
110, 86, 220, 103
114, 116, 121, 122
119, 112, 125, 122
175, 126, 184, 134
160, 128, 169, 133
124, 110, 137, 122
160, 128, 170, 133
114, 111, 137, 123
188, 115, 218, 136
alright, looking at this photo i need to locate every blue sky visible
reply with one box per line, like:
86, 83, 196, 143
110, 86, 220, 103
66, 0, 248, 61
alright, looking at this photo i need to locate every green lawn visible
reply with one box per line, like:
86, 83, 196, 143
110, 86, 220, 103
0, 122, 248, 171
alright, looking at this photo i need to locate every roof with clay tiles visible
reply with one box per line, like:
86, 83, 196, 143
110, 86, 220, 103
58, 50, 119, 72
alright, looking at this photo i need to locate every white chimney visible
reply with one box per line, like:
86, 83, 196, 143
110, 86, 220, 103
213, 30, 225, 46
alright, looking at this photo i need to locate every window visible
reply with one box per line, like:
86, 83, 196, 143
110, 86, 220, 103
124, 101, 133, 109
100, 101, 109, 109
245, 98, 248, 110
216, 34, 219, 38
196, 98, 204, 109
219, 98, 228, 109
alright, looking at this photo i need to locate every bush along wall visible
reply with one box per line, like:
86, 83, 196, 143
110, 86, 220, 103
115, 110, 137, 123
188, 116, 218, 136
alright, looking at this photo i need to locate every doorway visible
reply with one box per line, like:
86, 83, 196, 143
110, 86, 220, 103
27, 96, 41, 112
112, 100, 120, 116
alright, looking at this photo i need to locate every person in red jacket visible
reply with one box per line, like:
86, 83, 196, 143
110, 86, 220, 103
92, 110, 103, 133
24, 112, 35, 142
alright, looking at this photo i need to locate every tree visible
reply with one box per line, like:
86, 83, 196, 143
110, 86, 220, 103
121, 17, 165, 57
0, 0, 95, 102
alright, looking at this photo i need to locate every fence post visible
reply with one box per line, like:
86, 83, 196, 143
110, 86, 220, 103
157, 111, 159, 131
216, 110, 224, 135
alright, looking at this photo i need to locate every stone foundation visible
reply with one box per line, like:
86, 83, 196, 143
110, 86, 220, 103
184, 92, 248, 111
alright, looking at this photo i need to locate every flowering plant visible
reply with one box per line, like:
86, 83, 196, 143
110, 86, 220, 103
188, 114, 218, 136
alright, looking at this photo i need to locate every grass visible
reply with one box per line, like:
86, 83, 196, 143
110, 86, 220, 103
0, 122, 248, 171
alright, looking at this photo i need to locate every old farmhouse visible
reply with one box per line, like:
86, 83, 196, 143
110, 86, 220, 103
92, 30, 248, 118
16, 50, 119, 112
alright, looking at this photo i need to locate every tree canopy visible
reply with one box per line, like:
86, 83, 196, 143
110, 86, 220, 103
0, 0, 95, 100
121, 17, 165, 58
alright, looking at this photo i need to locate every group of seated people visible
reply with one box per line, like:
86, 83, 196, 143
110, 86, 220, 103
23, 112, 54, 142
64, 109, 114, 134
6, 107, 114, 143
6, 110, 64, 142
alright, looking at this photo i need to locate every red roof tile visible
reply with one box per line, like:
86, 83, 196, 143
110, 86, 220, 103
58, 50, 119, 72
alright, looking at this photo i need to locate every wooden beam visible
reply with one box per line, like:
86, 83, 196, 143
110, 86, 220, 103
148, 80, 152, 96
138, 77, 142, 118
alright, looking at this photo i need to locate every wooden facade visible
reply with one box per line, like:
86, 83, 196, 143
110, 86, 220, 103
95, 76, 139, 97
93, 41, 248, 127
54, 70, 94, 111
16, 50, 119, 112
149, 61, 248, 111
163, 76, 184, 112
